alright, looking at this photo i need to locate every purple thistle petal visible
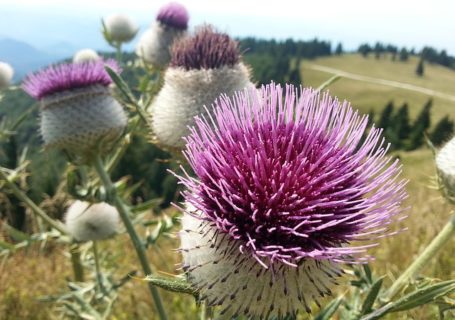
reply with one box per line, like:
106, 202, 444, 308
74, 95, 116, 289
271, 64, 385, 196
156, 2, 189, 30
22, 59, 120, 100
170, 25, 240, 70
175, 83, 407, 267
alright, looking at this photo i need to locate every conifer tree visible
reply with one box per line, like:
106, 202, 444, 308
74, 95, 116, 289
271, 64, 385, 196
379, 101, 394, 129
416, 58, 424, 76
407, 99, 432, 150
430, 116, 454, 146
399, 48, 409, 61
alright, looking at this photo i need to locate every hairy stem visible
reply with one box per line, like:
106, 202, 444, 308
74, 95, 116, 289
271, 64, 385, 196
93, 155, 168, 320
385, 214, 455, 300
70, 243, 85, 282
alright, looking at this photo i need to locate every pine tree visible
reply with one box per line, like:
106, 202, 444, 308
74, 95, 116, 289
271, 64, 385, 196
430, 116, 454, 146
335, 43, 343, 55
394, 103, 411, 140
416, 58, 424, 76
399, 48, 409, 61
379, 101, 394, 129
407, 99, 432, 150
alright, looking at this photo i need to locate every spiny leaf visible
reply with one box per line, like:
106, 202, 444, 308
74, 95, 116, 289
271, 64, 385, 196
361, 277, 384, 315
314, 296, 344, 320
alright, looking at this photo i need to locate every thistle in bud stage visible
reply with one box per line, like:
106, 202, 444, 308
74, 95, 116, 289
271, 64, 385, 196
136, 2, 189, 67
22, 60, 127, 158
65, 200, 120, 241
436, 136, 455, 202
0, 61, 14, 90
176, 83, 407, 318
151, 25, 254, 149
103, 14, 138, 44
73, 49, 101, 63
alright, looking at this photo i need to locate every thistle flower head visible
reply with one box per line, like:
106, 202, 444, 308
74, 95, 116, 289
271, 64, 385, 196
0, 61, 14, 90
22, 59, 119, 100
170, 25, 240, 70
177, 83, 406, 317
65, 200, 120, 241
156, 2, 189, 30
73, 48, 101, 63
436, 136, 455, 200
103, 14, 138, 43
22, 60, 127, 157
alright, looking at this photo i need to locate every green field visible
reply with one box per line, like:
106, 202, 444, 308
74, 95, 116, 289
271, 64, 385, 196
302, 53, 455, 122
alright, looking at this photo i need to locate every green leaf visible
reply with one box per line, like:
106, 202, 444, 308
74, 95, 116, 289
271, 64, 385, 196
390, 280, 455, 312
144, 275, 197, 295
316, 74, 341, 92
0, 239, 16, 251
105, 66, 137, 107
131, 198, 163, 213
314, 296, 344, 320
363, 264, 373, 284
361, 280, 455, 320
3, 223, 31, 242
361, 277, 384, 315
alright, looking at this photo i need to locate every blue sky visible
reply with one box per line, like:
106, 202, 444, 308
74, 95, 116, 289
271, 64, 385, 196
1, 0, 454, 54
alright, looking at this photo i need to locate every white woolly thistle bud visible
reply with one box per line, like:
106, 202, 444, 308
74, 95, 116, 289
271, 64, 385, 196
436, 137, 455, 201
151, 25, 254, 149
22, 60, 127, 159
73, 49, 101, 63
136, 2, 189, 67
103, 14, 138, 44
0, 62, 14, 90
64, 201, 120, 241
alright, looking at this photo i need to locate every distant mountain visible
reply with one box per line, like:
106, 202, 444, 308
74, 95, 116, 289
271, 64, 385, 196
0, 38, 67, 81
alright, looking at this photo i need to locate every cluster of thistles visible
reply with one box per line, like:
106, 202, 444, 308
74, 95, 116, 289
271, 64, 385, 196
18, 2, 411, 318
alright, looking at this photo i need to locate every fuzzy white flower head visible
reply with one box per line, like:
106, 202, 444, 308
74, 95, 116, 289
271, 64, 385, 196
104, 14, 138, 43
136, 25, 186, 68
436, 137, 455, 200
0, 62, 14, 90
136, 2, 189, 67
151, 26, 254, 149
73, 49, 100, 63
65, 201, 120, 241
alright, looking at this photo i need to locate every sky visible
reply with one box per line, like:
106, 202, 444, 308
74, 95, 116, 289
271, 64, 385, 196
0, 0, 454, 54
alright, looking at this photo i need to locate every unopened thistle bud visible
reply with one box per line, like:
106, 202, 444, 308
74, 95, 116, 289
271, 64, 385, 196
136, 2, 189, 67
151, 25, 254, 149
73, 49, 101, 63
176, 83, 407, 318
103, 14, 138, 44
436, 137, 455, 201
65, 200, 120, 241
0, 62, 14, 90
22, 60, 127, 158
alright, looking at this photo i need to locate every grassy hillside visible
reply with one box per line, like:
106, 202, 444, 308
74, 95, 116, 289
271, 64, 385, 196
301, 53, 455, 122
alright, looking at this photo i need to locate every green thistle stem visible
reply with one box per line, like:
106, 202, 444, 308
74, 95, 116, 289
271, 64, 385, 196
0, 169, 67, 234
70, 243, 85, 282
92, 241, 106, 294
93, 155, 168, 320
385, 214, 455, 300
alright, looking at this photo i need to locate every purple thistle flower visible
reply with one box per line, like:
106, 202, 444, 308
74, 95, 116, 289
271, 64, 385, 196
21, 59, 126, 158
22, 59, 120, 100
170, 25, 240, 70
156, 2, 189, 30
177, 83, 407, 317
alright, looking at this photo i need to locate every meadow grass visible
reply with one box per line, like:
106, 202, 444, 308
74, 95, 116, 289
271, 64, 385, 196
302, 53, 455, 122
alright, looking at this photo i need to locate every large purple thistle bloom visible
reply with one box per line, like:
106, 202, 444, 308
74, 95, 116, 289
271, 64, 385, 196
156, 2, 189, 30
22, 59, 120, 100
177, 83, 407, 268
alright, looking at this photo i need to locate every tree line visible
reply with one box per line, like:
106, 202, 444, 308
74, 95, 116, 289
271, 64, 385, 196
373, 99, 454, 151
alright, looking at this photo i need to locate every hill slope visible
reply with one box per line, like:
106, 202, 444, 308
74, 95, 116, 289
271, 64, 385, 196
301, 53, 455, 122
